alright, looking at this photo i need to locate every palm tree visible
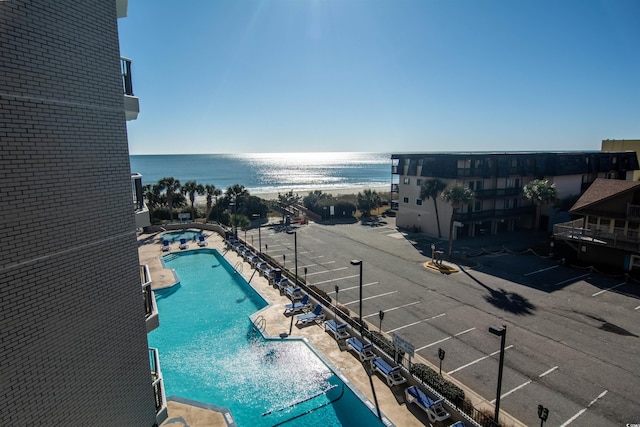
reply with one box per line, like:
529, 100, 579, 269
158, 177, 181, 221
203, 184, 222, 223
522, 179, 558, 245
226, 184, 249, 236
356, 188, 382, 218
182, 180, 204, 221
441, 183, 474, 257
420, 179, 447, 238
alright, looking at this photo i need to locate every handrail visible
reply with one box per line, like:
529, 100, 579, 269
121, 57, 134, 96
148, 348, 166, 414
269, 384, 345, 426
140, 264, 154, 319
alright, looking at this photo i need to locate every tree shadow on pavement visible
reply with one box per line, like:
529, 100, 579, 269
462, 269, 536, 315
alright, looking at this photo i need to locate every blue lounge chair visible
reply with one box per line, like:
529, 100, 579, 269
346, 337, 376, 362
296, 304, 325, 326
324, 319, 350, 340
283, 294, 311, 315
161, 239, 170, 252
197, 234, 207, 247
449, 422, 466, 427
285, 286, 303, 301
275, 277, 289, 293
405, 385, 451, 423
372, 357, 406, 387
179, 238, 188, 250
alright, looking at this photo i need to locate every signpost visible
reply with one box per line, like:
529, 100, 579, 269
438, 347, 445, 375
392, 333, 415, 367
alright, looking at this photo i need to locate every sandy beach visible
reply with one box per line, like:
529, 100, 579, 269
194, 185, 390, 204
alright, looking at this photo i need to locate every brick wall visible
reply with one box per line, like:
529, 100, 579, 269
0, 1, 157, 425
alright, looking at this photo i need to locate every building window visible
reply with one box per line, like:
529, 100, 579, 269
403, 197, 409, 203
474, 201, 482, 211
416, 199, 423, 206
403, 178, 410, 185
416, 179, 422, 186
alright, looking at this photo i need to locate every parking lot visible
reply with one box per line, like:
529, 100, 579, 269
243, 219, 640, 426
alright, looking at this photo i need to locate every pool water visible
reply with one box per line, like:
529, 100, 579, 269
150, 249, 388, 427
160, 229, 203, 243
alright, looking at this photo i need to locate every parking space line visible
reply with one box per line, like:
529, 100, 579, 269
524, 265, 559, 276
305, 267, 349, 276
299, 261, 335, 269
362, 301, 421, 319
386, 313, 446, 334
416, 327, 475, 351
592, 281, 626, 297
447, 345, 514, 375
539, 366, 558, 377
327, 282, 378, 294
489, 366, 558, 404
554, 273, 590, 287
314, 274, 360, 285
559, 390, 608, 427
635, 305, 640, 310
343, 291, 397, 306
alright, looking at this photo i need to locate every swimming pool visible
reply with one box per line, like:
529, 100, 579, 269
160, 229, 203, 243
150, 249, 389, 427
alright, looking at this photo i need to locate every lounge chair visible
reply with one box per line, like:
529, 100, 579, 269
197, 234, 207, 247
179, 238, 188, 250
285, 286, 303, 301
296, 304, 325, 326
448, 422, 466, 427
283, 294, 311, 315
372, 357, 407, 387
275, 277, 289, 293
161, 239, 170, 252
405, 385, 451, 423
346, 337, 376, 362
324, 319, 350, 340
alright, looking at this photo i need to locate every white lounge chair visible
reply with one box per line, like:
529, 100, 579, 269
179, 238, 189, 250
346, 337, 376, 362
283, 295, 311, 315
372, 357, 406, 387
161, 239, 171, 252
324, 319, 350, 340
405, 385, 451, 423
285, 286, 303, 301
296, 305, 325, 326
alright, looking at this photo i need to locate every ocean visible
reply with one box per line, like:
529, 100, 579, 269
130, 152, 392, 195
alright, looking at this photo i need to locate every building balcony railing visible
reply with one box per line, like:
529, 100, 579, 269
456, 167, 492, 178
553, 220, 640, 253
391, 183, 399, 193
149, 347, 168, 425
454, 206, 534, 222
141, 264, 159, 332
473, 187, 522, 199
627, 203, 640, 220
121, 57, 140, 121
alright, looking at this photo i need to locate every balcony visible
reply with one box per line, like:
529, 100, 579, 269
149, 347, 168, 425
141, 264, 159, 332
473, 187, 522, 199
132, 173, 150, 228
454, 206, 534, 222
627, 204, 640, 220
390, 183, 399, 193
121, 57, 140, 121
553, 219, 640, 253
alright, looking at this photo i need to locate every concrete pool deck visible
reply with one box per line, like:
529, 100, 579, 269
139, 230, 524, 427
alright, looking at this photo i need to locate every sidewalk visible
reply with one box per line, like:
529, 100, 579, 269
139, 229, 525, 427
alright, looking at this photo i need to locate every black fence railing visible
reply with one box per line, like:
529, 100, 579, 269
121, 57, 134, 96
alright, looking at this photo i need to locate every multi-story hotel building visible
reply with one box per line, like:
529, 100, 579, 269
1, 1, 165, 425
391, 152, 639, 240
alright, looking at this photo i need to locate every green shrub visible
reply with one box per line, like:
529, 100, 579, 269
309, 285, 331, 304
410, 363, 465, 404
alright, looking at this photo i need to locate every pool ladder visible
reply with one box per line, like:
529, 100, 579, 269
163, 253, 178, 262
253, 315, 266, 334
233, 261, 243, 275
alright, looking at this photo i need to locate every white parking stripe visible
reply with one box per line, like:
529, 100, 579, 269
592, 282, 626, 297
327, 282, 379, 294
539, 366, 558, 377
524, 265, 559, 276
362, 301, 421, 319
305, 267, 349, 276
447, 345, 514, 375
490, 380, 531, 404
635, 305, 640, 310
313, 274, 360, 285
559, 390, 607, 427
343, 291, 397, 306
299, 261, 335, 269
415, 327, 475, 351
554, 273, 590, 287
386, 313, 446, 334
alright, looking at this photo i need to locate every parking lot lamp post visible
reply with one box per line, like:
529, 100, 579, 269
287, 230, 298, 286
489, 325, 507, 425
350, 260, 364, 336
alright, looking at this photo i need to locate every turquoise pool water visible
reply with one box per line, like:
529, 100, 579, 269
150, 249, 388, 427
160, 229, 203, 243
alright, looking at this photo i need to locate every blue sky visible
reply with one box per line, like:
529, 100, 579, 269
119, 0, 640, 155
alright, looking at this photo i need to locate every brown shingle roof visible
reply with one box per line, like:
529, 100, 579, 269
570, 178, 640, 212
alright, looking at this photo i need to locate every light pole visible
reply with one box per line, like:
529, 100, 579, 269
489, 324, 507, 425
287, 230, 298, 286
334, 285, 339, 314
350, 259, 364, 335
